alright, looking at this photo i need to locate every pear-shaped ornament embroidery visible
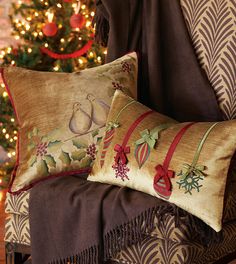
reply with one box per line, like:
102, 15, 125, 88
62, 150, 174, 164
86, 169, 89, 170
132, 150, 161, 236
87, 94, 110, 127
69, 102, 92, 135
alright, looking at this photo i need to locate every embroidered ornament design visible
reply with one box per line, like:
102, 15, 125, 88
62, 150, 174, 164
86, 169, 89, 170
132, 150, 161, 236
100, 100, 135, 168
134, 124, 172, 168
153, 123, 195, 200
177, 123, 218, 195
112, 110, 154, 180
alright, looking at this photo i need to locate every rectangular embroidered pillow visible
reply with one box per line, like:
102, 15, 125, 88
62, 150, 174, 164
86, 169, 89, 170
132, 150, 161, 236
2, 52, 138, 194
88, 90, 236, 232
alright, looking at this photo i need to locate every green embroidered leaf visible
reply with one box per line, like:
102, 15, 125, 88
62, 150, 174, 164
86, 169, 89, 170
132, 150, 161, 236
59, 151, 71, 165
28, 155, 37, 167
92, 129, 99, 138
96, 137, 103, 145
71, 150, 86, 161
80, 156, 93, 168
27, 143, 35, 152
72, 138, 88, 149
36, 159, 49, 176
43, 155, 56, 168
48, 140, 63, 152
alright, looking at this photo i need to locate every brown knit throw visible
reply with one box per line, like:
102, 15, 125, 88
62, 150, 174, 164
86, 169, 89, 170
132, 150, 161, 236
29, 175, 220, 264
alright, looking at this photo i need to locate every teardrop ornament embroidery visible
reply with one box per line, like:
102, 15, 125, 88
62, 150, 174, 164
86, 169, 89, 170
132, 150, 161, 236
100, 100, 135, 168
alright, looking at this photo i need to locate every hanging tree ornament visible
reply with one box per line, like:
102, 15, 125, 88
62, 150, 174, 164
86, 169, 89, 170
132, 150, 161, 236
42, 11, 58, 37
70, 0, 86, 29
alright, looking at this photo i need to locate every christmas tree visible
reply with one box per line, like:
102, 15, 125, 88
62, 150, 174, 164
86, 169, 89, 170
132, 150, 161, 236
0, 0, 106, 188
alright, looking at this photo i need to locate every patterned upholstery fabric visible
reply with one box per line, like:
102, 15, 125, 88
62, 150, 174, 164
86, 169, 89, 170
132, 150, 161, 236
180, 0, 236, 120
112, 220, 236, 264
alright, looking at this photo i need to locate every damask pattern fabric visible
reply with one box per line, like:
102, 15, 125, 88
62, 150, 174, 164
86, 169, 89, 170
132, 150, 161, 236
88, 91, 236, 231
180, 0, 236, 120
1, 52, 138, 194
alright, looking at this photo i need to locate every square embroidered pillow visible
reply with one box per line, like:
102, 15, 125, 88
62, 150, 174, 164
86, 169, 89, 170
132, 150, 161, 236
2, 52, 138, 194
88, 90, 236, 232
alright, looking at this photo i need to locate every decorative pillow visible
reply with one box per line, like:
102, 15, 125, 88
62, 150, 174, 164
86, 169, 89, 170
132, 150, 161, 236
2, 52, 138, 194
88, 90, 236, 232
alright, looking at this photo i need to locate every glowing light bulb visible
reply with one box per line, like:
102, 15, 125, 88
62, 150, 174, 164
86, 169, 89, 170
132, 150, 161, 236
8, 153, 12, 158
53, 66, 59, 71
26, 24, 31, 30
91, 11, 95, 17
72, 3, 77, 8
79, 59, 83, 65
39, 32, 43, 36
11, 61, 16, 65
21, 30, 26, 35
10, 138, 13, 143
27, 17, 32, 21
79, 37, 82, 40
1, 83, 5, 88
60, 38, 65, 43
18, 0, 22, 4
5, 134, 9, 139
14, 131, 17, 135
57, 3, 62, 8
44, 43, 49, 47
81, 4, 86, 9
103, 50, 107, 55
15, 36, 20, 40
86, 21, 91, 27
35, 12, 39, 17
11, 118, 15, 122
12, 152, 16, 156
33, 32, 38, 37
58, 24, 63, 29
7, 47, 12, 53
14, 136, 18, 140
1, 50, 5, 55
89, 51, 94, 58
45, 2, 49, 6
2, 128, 6, 134
14, 19, 19, 23
2, 91, 8, 97
97, 56, 101, 62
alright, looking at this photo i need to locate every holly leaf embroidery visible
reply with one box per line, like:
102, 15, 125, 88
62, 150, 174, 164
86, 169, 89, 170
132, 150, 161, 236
44, 155, 56, 168
28, 155, 37, 167
71, 150, 86, 161
79, 156, 93, 168
36, 159, 49, 176
72, 138, 88, 149
59, 151, 71, 165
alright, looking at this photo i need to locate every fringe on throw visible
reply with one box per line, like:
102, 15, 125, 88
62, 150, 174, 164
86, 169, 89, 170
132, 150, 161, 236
48, 203, 222, 264
93, 1, 109, 47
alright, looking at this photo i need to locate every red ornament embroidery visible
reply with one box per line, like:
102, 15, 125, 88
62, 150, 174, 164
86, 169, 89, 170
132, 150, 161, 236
112, 110, 154, 181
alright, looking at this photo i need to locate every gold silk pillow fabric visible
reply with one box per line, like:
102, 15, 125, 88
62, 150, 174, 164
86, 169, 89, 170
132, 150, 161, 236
2, 52, 138, 194
88, 91, 236, 232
